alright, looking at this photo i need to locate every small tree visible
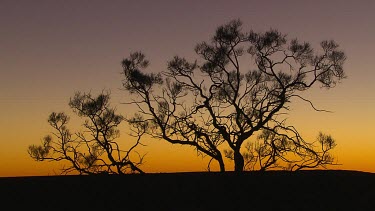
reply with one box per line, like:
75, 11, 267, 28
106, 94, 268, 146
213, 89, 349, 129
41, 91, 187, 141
28, 91, 145, 175
121, 19, 346, 172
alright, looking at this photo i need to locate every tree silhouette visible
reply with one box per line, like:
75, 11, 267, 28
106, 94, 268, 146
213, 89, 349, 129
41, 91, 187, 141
28, 91, 145, 175
122, 19, 346, 172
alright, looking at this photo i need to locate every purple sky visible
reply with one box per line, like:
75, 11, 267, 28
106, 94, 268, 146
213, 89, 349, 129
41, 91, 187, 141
1, 0, 375, 176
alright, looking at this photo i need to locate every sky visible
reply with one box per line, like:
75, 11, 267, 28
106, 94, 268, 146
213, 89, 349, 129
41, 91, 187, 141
1, 0, 375, 177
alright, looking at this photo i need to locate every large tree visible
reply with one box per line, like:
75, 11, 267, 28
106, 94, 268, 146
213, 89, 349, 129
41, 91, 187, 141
121, 19, 346, 172
28, 92, 145, 175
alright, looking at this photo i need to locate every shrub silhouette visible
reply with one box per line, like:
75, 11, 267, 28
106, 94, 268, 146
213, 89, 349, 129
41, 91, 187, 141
28, 91, 145, 175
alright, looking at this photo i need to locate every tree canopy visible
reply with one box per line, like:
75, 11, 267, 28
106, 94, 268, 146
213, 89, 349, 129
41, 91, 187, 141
121, 19, 346, 172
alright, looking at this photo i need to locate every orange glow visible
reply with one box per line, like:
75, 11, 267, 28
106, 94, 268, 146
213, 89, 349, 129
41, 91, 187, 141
1, 1, 375, 177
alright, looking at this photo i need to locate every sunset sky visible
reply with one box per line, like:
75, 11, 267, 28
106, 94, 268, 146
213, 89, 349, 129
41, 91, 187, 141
1, 0, 375, 177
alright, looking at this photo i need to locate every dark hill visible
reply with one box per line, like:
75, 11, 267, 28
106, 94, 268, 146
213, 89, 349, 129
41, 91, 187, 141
1, 170, 374, 210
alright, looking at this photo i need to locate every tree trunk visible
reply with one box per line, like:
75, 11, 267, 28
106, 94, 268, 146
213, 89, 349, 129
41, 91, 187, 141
234, 150, 244, 172
218, 158, 225, 172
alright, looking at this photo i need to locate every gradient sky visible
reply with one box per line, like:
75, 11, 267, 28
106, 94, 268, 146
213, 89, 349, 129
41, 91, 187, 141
1, 0, 375, 177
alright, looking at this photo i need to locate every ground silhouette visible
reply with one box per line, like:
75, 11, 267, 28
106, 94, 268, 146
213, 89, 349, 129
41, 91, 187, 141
1, 170, 374, 210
